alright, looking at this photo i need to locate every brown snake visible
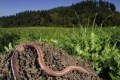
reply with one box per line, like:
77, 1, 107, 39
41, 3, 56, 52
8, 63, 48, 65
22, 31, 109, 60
11, 43, 89, 80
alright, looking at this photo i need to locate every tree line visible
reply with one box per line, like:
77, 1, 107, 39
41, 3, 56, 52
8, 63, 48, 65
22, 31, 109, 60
0, 0, 120, 27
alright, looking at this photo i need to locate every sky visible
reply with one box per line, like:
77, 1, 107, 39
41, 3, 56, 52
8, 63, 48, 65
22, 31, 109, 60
0, 0, 120, 17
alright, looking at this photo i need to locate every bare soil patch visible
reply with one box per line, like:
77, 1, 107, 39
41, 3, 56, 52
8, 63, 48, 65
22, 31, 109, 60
0, 42, 100, 80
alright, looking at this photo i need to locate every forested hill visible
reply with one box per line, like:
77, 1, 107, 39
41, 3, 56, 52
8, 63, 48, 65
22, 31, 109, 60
0, 0, 120, 27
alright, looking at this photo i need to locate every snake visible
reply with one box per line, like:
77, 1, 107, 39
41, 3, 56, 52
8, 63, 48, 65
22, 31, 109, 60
11, 43, 89, 80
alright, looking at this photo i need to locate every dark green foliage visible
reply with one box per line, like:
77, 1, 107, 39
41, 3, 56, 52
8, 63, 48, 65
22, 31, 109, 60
0, 32, 20, 52
0, 0, 120, 27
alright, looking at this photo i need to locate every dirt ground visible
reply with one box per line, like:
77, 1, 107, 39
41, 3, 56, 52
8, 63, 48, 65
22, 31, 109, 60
0, 42, 100, 80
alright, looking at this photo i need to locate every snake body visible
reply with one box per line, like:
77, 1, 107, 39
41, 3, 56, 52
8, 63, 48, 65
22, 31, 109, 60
11, 43, 89, 80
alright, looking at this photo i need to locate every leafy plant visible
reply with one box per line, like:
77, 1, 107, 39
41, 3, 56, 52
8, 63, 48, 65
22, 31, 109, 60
4, 42, 13, 52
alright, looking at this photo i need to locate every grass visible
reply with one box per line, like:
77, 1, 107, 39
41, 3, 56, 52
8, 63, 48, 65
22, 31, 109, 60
0, 26, 120, 79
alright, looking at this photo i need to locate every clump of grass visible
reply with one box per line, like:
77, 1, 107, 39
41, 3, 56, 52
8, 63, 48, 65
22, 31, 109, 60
0, 32, 20, 52
47, 26, 120, 79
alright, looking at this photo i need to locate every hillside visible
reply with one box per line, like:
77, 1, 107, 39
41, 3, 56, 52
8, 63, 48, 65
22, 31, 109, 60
0, 0, 120, 27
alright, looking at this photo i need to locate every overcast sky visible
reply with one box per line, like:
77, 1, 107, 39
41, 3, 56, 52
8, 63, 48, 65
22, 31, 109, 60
0, 0, 120, 17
